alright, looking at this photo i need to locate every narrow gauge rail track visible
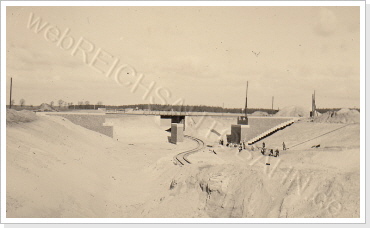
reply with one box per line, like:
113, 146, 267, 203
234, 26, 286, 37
174, 135, 205, 166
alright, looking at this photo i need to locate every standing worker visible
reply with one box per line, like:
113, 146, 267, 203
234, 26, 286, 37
283, 142, 286, 150
262, 142, 266, 149
275, 149, 280, 157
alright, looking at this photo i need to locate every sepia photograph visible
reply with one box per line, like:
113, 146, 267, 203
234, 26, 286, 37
1, 1, 365, 222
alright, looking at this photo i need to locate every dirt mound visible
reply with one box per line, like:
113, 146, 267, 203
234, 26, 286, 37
314, 109, 360, 124
7, 109, 38, 124
275, 106, 309, 117
6, 114, 182, 217
140, 154, 359, 218
337, 108, 351, 114
38, 103, 56, 112
250, 111, 269, 116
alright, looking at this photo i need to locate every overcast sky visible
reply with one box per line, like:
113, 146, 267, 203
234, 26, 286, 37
6, 6, 360, 110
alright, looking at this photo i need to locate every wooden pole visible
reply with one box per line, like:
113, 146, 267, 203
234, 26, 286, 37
245, 81, 248, 117
311, 90, 316, 118
9, 77, 13, 109
272, 96, 274, 111
313, 90, 316, 117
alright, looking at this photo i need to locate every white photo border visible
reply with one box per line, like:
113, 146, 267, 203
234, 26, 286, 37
0, 0, 366, 224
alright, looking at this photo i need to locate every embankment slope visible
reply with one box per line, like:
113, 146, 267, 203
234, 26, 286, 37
6, 113, 194, 217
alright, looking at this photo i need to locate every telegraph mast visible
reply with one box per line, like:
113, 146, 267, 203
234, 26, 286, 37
245, 81, 248, 117
272, 96, 274, 111
311, 90, 316, 118
9, 77, 13, 109
237, 81, 249, 125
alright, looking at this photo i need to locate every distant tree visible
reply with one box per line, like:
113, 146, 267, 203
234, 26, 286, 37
19, 99, 25, 107
84, 101, 90, 105
97, 101, 103, 105
66, 102, 73, 109
58, 99, 64, 107
50, 101, 54, 107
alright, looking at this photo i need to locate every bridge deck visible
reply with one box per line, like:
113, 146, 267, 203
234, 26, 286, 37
106, 110, 293, 118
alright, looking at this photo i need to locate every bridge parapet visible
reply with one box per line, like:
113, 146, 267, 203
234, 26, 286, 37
106, 109, 247, 117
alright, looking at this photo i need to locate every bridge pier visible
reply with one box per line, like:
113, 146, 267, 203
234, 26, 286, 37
230, 124, 250, 144
160, 115, 185, 130
171, 123, 184, 144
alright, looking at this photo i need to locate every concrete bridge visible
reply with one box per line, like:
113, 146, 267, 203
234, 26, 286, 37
46, 110, 297, 144
105, 110, 252, 130
106, 109, 246, 117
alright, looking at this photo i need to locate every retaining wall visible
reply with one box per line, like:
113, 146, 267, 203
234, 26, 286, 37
57, 114, 113, 137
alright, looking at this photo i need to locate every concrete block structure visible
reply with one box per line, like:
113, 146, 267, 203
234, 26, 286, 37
230, 124, 250, 144
237, 116, 249, 125
171, 123, 184, 144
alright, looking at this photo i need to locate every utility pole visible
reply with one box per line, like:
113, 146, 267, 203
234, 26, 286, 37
246, 81, 248, 116
9, 77, 13, 109
311, 90, 316, 118
272, 96, 274, 111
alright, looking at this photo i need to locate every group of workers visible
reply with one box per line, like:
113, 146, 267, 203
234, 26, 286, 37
219, 139, 287, 157
260, 141, 286, 157
260, 147, 279, 157
220, 139, 247, 149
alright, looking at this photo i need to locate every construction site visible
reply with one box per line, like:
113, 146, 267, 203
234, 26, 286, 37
4, 5, 361, 220
5, 86, 361, 218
